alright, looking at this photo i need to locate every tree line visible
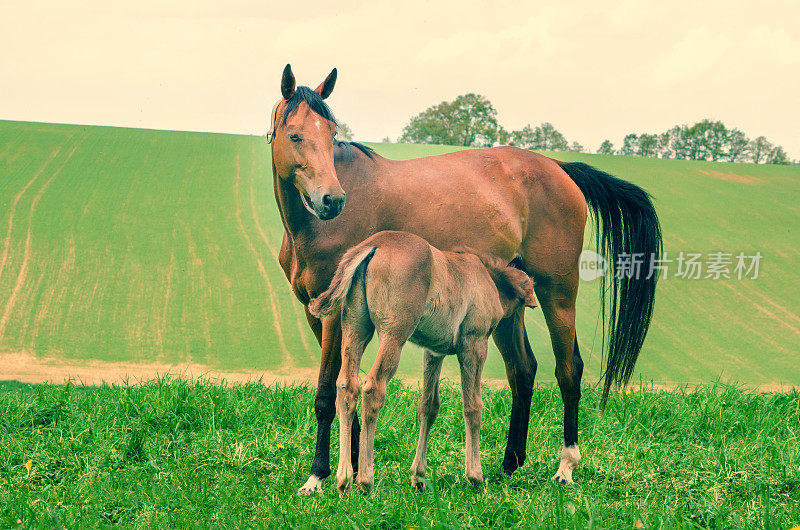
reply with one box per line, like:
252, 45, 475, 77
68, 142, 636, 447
398, 94, 794, 165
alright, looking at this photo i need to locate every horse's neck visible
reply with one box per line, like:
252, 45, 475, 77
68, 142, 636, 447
272, 164, 316, 248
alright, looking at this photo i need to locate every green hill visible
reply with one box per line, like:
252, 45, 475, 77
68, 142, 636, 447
1, 120, 798, 386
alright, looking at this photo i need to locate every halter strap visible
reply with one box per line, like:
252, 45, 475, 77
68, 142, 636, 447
266, 99, 281, 144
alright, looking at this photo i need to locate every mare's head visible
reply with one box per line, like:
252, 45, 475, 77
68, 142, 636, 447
269, 64, 345, 220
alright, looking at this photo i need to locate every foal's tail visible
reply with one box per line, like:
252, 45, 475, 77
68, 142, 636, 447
308, 245, 377, 318
559, 162, 663, 406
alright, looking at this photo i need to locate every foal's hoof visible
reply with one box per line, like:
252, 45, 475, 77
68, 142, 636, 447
357, 479, 374, 495
297, 475, 324, 495
336, 473, 353, 493
466, 472, 484, 488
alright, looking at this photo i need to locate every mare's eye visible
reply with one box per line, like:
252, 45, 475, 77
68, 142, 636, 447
289, 134, 302, 143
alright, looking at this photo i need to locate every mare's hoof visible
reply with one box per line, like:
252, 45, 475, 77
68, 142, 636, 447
502, 449, 526, 475
297, 475, 324, 495
552, 472, 573, 485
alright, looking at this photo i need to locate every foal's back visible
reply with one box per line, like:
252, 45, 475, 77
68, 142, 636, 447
360, 231, 503, 355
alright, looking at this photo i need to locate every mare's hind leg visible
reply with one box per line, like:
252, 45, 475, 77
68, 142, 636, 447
410, 349, 445, 488
534, 275, 584, 484
458, 338, 488, 486
492, 308, 537, 475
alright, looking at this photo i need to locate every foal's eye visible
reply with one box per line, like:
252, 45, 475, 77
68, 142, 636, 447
289, 134, 302, 143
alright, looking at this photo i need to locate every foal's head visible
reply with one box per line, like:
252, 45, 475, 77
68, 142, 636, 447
460, 250, 537, 316
269, 64, 345, 220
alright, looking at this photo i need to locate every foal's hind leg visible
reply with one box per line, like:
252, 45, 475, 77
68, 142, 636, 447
410, 349, 444, 488
535, 275, 583, 484
492, 308, 537, 475
458, 338, 488, 487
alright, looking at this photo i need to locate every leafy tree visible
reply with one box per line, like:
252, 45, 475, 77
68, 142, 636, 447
682, 120, 728, 161
657, 132, 673, 158
638, 134, 659, 158
767, 146, 790, 165
749, 136, 772, 164
399, 94, 500, 147
597, 139, 614, 155
381, 136, 391, 143
569, 141, 584, 153
508, 124, 537, 149
336, 122, 354, 142
725, 129, 750, 163
619, 133, 638, 156
669, 125, 692, 160
532, 122, 569, 151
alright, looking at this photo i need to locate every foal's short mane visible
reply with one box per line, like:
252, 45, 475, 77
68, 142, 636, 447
282, 85, 375, 160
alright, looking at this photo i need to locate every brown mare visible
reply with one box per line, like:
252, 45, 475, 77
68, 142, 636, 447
308, 231, 538, 493
268, 65, 662, 493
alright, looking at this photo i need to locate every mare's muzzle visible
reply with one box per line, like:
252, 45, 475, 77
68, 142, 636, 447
307, 189, 345, 220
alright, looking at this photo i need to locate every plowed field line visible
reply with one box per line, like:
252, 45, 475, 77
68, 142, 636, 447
0, 140, 79, 341
234, 155, 291, 368
0, 141, 68, 281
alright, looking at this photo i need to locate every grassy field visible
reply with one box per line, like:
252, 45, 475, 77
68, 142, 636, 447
0, 120, 799, 386
0, 379, 797, 527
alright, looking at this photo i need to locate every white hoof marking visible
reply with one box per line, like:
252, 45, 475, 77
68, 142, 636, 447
298, 474, 324, 495
552, 444, 581, 484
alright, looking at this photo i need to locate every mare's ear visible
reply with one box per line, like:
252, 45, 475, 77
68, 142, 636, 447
315, 68, 337, 99
281, 64, 296, 100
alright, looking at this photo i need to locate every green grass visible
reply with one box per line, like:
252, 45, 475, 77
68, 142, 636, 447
1, 120, 799, 386
0, 379, 797, 527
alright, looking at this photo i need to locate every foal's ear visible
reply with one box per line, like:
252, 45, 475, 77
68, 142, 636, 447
503, 267, 537, 309
281, 64, 296, 100
315, 68, 337, 99
522, 279, 538, 309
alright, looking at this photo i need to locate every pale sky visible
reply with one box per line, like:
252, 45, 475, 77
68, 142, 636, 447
2, 0, 799, 157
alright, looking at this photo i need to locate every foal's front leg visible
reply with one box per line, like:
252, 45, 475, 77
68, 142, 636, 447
458, 338, 488, 487
357, 335, 403, 494
335, 330, 368, 492
410, 349, 445, 488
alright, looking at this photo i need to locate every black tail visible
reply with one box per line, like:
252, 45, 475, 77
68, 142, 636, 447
559, 162, 663, 406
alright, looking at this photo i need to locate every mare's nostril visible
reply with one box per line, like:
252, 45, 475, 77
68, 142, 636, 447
322, 194, 333, 207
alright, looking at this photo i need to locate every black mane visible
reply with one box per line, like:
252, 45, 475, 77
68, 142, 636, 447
283, 86, 375, 161
282, 86, 337, 125
337, 141, 375, 160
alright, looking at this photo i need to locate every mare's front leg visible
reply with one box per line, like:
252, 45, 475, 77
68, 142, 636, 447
492, 307, 537, 474
410, 349, 445, 488
458, 338, 488, 487
298, 313, 343, 495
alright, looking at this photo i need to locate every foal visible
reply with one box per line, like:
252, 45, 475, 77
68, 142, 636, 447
309, 231, 537, 493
